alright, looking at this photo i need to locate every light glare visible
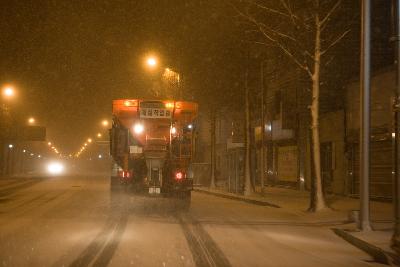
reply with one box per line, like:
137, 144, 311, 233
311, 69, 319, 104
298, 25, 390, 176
47, 162, 64, 175
3, 86, 14, 97
147, 57, 157, 67
133, 123, 144, 134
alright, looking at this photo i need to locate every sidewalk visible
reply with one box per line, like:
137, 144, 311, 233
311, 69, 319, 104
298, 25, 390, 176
194, 185, 398, 265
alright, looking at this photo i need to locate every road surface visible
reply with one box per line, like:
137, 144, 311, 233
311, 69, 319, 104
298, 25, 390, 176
0, 175, 385, 267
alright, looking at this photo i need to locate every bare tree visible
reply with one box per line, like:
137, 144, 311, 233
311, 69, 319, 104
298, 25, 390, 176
233, 0, 350, 211
244, 52, 254, 196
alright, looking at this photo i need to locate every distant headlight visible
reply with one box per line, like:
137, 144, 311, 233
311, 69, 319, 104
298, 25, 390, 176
47, 162, 64, 175
133, 123, 144, 134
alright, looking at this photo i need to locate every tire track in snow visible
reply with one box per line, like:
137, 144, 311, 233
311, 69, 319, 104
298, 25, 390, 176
178, 213, 231, 267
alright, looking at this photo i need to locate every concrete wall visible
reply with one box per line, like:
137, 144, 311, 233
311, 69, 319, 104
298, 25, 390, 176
346, 68, 395, 134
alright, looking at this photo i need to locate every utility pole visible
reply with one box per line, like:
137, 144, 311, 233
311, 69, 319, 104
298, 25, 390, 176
392, 0, 400, 249
359, 0, 372, 231
260, 60, 265, 195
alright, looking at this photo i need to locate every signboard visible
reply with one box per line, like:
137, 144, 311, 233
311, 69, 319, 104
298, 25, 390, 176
130, 145, 143, 154
140, 108, 171, 119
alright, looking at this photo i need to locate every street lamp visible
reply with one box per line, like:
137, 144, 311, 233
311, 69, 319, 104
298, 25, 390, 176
28, 117, 35, 125
97, 133, 102, 138
2, 86, 15, 99
144, 54, 182, 99
101, 120, 109, 127
146, 56, 158, 69
88, 138, 92, 143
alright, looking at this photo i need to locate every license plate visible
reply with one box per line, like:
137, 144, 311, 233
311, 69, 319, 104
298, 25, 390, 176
140, 108, 171, 119
149, 187, 161, 194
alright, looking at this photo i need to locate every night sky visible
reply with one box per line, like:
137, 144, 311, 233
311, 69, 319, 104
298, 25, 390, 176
0, 1, 393, 155
0, 1, 227, 154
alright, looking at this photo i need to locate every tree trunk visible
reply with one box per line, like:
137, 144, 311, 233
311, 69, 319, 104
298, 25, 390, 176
308, 13, 327, 212
210, 110, 216, 189
244, 62, 253, 196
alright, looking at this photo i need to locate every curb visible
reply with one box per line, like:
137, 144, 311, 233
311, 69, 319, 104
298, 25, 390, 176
194, 188, 281, 208
332, 228, 398, 265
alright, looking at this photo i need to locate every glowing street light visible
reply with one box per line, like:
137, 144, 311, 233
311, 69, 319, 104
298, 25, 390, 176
88, 138, 92, 143
28, 117, 35, 125
97, 133, 102, 138
146, 56, 157, 68
2, 86, 15, 98
48, 142, 52, 146
101, 120, 109, 127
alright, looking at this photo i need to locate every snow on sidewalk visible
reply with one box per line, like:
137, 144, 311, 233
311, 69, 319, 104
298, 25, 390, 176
195, 185, 398, 263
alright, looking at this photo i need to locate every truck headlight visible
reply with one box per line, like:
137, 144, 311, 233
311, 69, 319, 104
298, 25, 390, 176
133, 123, 144, 134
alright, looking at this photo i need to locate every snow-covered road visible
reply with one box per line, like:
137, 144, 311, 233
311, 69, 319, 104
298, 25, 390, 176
0, 175, 385, 266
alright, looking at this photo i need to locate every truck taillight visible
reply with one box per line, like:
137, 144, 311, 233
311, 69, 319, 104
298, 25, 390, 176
175, 171, 185, 180
119, 171, 131, 178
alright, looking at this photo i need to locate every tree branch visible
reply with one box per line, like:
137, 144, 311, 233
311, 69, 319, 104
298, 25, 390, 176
279, 0, 300, 25
320, 0, 341, 26
258, 26, 312, 77
321, 29, 350, 56
246, 0, 291, 18
229, 0, 312, 77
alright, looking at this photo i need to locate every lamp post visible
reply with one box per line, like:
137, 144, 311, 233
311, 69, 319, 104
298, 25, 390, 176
359, 0, 372, 231
392, 0, 400, 250
145, 55, 161, 97
144, 55, 181, 99
0, 85, 16, 176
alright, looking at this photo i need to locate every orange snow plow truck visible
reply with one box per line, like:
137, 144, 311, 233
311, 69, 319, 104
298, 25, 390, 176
109, 99, 198, 205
